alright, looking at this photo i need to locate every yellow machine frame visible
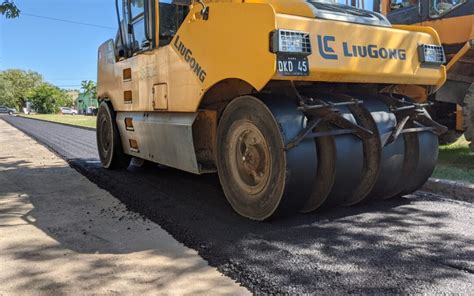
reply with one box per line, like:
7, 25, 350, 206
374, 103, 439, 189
96, 0, 449, 219
98, 0, 446, 114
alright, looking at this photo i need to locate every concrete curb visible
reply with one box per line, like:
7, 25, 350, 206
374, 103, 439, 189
16, 115, 96, 131
421, 178, 474, 202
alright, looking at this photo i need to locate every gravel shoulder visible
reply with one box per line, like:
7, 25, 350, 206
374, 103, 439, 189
0, 117, 248, 295
2, 115, 473, 294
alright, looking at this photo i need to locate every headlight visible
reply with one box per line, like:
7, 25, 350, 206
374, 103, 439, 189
271, 30, 311, 56
418, 44, 446, 67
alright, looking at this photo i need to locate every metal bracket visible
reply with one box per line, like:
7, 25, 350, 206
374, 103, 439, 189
285, 105, 374, 150
297, 99, 363, 112
411, 114, 448, 136
381, 95, 448, 146
385, 116, 409, 145
400, 125, 437, 134
285, 118, 323, 150
285, 82, 374, 150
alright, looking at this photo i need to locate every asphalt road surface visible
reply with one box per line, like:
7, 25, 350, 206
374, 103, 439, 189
0, 119, 248, 294
3, 115, 473, 294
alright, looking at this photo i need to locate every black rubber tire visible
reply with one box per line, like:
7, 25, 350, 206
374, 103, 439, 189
8, 111, 13, 115
398, 108, 439, 196
311, 94, 380, 207
463, 84, 474, 151
216, 95, 316, 220
300, 123, 336, 213
96, 101, 130, 169
401, 130, 439, 195
322, 105, 365, 207
342, 99, 381, 206
363, 98, 406, 200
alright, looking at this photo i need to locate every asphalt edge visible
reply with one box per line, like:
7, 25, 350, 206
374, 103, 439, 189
14, 115, 96, 131
0, 117, 252, 294
0, 117, 254, 293
421, 178, 474, 203
1, 117, 80, 163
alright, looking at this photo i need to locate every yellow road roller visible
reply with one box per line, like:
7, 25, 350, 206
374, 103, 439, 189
97, 0, 448, 220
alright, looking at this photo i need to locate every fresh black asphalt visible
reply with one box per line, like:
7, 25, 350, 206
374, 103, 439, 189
3, 115, 473, 294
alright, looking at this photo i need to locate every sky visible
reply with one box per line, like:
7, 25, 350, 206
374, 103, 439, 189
0, 0, 375, 91
0, 0, 117, 90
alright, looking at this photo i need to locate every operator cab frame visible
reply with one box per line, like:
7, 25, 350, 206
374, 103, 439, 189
115, 0, 189, 60
380, 0, 470, 25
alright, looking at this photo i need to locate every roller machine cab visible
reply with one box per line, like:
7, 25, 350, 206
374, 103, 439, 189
96, 0, 447, 220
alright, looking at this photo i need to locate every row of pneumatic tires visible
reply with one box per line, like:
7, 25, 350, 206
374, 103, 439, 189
97, 95, 439, 221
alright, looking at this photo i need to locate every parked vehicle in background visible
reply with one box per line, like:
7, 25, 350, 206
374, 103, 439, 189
86, 106, 98, 116
0, 106, 16, 115
23, 101, 35, 115
60, 107, 78, 115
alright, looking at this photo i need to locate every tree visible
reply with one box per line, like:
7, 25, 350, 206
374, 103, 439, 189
0, 76, 15, 107
0, 0, 19, 18
0, 69, 43, 110
81, 80, 97, 99
28, 83, 70, 114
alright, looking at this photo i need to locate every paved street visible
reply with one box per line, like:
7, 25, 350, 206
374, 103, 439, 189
1, 115, 474, 294
0, 118, 248, 295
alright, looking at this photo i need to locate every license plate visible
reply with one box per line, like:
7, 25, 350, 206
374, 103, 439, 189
277, 56, 309, 76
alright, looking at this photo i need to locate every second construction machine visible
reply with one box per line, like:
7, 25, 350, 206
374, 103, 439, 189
375, 0, 474, 148
97, 0, 447, 220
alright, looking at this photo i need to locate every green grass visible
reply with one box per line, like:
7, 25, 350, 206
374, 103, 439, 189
433, 136, 474, 184
20, 114, 96, 129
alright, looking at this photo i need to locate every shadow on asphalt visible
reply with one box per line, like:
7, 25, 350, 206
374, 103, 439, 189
0, 158, 236, 294
65, 159, 473, 294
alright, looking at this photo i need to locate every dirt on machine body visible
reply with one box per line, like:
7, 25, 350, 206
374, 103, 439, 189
96, 0, 447, 220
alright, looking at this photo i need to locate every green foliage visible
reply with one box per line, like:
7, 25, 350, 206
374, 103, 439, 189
28, 83, 71, 114
433, 136, 474, 184
63, 92, 75, 107
0, 69, 74, 113
0, 77, 15, 107
0, 0, 20, 18
81, 80, 97, 99
0, 69, 43, 110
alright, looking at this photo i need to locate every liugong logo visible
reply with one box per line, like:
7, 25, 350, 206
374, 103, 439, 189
317, 35, 407, 61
